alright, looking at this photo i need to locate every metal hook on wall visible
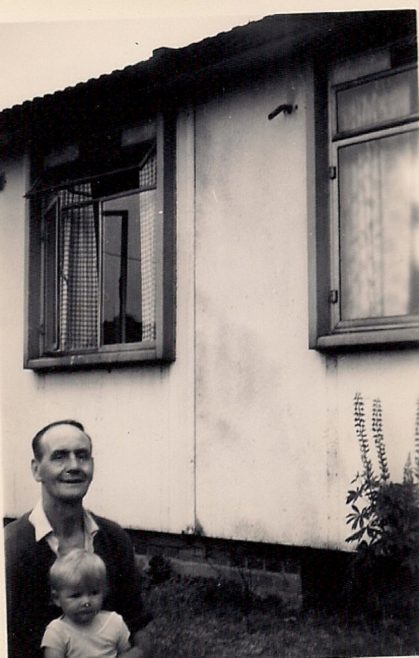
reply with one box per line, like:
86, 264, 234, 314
268, 104, 298, 120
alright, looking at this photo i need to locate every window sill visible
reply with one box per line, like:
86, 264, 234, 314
25, 345, 175, 371
313, 326, 419, 352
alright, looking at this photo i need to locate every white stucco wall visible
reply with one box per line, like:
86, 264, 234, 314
193, 64, 419, 550
1, 64, 418, 551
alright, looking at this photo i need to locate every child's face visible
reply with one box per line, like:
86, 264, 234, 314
54, 582, 104, 625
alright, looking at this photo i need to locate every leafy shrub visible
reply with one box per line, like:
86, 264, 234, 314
345, 393, 419, 620
147, 555, 173, 584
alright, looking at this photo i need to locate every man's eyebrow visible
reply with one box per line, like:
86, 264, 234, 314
50, 449, 69, 457
49, 448, 91, 457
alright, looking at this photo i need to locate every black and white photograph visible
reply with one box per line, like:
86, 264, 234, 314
1, 1, 418, 656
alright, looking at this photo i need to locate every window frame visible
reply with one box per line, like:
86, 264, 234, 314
24, 113, 176, 370
309, 45, 419, 351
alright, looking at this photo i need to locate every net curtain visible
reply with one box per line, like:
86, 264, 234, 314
339, 132, 418, 321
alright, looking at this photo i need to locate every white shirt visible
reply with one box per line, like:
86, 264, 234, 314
29, 500, 99, 554
41, 611, 131, 657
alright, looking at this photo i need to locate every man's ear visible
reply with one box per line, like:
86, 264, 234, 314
31, 458, 42, 483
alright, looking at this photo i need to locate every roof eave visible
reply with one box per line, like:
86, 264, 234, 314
0, 10, 416, 154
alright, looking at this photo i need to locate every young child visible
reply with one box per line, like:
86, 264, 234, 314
41, 548, 143, 658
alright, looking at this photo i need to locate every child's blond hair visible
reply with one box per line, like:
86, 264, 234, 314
49, 548, 107, 594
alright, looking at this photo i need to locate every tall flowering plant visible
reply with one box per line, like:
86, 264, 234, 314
345, 393, 419, 617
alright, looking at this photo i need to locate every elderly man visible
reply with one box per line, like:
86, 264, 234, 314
5, 420, 152, 658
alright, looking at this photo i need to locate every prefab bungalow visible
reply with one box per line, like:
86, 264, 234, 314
1, 10, 418, 602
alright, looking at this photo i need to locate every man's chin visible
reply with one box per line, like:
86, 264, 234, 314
56, 484, 90, 500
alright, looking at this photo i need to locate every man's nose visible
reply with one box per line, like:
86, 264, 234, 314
65, 452, 79, 470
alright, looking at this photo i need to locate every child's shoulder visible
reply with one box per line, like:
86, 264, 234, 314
41, 616, 68, 647
45, 615, 66, 630
96, 609, 125, 629
97, 609, 120, 621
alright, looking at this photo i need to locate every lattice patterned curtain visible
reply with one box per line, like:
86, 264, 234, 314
139, 152, 157, 341
59, 185, 99, 350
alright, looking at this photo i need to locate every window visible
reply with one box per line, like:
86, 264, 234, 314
310, 41, 419, 350
25, 115, 176, 369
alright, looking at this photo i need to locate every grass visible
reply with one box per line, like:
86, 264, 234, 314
141, 573, 419, 657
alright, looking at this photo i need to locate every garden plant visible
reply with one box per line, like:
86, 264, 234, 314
345, 393, 419, 621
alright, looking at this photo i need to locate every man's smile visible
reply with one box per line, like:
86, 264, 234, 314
60, 477, 85, 482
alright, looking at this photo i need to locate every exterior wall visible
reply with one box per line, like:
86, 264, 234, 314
0, 113, 196, 533
1, 61, 418, 551
193, 63, 419, 550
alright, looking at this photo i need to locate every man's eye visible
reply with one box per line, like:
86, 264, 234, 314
52, 453, 65, 460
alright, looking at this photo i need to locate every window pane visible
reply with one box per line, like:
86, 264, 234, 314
102, 207, 125, 344
338, 129, 419, 321
138, 152, 157, 342
336, 68, 418, 133
42, 151, 157, 352
43, 199, 58, 350
102, 195, 143, 344
101, 187, 156, 344
139, 189, 156, 341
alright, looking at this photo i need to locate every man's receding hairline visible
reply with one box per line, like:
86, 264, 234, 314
32, 420, 92, 460
42, 424, 92, 442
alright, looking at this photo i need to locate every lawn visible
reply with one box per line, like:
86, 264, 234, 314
142, 574, 418, 657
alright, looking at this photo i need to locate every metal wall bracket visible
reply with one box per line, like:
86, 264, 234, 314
268, 104, 298, 120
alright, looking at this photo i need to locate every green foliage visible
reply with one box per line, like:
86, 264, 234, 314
346, 393, 419, 619
347, 394, 419, 552
147, 555, 173, 584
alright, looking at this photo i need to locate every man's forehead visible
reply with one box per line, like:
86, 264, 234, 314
40, 424, 92, 454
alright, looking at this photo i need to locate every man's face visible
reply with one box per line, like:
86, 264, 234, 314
31, 424, 94, 503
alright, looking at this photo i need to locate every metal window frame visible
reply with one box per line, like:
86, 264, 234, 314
330, 123, 419, 333
308, 47, 419, 351
24, 113, 176, 370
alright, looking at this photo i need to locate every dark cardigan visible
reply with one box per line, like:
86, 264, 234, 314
5, 512, 151, 658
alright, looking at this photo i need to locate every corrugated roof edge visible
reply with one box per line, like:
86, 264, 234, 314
0, 10, 416, 124
0, 14, 264, 116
